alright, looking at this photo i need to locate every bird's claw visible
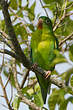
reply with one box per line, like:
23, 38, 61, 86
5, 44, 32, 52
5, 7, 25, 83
45, 70, 51, 79
31, 63, 38, 69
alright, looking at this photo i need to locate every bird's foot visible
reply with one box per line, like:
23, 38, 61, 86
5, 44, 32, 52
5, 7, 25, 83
31, 63, 38, 69
45, 70, 51, 79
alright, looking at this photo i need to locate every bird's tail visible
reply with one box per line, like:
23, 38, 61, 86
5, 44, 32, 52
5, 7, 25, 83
36, 74, 51, 104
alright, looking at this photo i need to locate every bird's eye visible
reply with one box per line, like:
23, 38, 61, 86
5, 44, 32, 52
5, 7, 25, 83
46, 19, 49, 24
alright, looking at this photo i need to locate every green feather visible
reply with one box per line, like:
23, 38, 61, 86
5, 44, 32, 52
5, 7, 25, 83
31, 16, 58, 103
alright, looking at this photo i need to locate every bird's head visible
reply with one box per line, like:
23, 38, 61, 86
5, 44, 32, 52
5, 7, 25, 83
37, 16, 53, 30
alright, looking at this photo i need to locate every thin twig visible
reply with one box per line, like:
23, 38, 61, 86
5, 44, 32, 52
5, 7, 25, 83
59, 32, 73, 47
18, 92, 41, 110
0, 43, 5, 72
66, 12, 73, 17
12, 59, 20, 90
53, 12, 73, 31
0, 103, 8, 109
27, 79, 37, 88
0, 0, 31, 69
0, 30, 16, 51
0, 49, 20, 60
9, 7, 31, 36
4, 74, 10, 88
39, 0, 48, 17
0, 38, 14, 51
12, 59, 41, 110
0, 95, 4, 98
20, 69, 30, 89
0, 29, 9, 39
0, 76, 13, 110
10, 85, 13, 103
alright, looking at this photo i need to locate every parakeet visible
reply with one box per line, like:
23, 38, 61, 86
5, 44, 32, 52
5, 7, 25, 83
31, 16, 58, 103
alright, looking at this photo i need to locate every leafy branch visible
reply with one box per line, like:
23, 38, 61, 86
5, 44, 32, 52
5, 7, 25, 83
0, 0, 73, 110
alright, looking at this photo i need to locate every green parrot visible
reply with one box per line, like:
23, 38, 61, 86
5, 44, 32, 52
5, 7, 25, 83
31, 16, 58, 103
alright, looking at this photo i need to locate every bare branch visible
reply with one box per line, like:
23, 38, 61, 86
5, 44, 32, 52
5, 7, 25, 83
12, 59, 20, 90
0, 103, 8, 109
0, 49, 20, 60
0, 44, 5, 72
9, 7, 31, 36
39, 0, 48, 17
10, 85, 13, 103
20, 69, 30, 89
59, 32, 73, 47
18, 91, 41, 110
66, 12, 73, 17
53, 12, 73, 31
51, 76, 73, 94
27, 79, 37, 88
4, 74, 10, 88
0, 0, 31, 68
0, 76, 13, 110
12, 59, 41, 110
0, 29, 9, 39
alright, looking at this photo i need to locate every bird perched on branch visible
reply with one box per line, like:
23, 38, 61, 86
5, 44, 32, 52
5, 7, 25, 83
31, 16, 58, 103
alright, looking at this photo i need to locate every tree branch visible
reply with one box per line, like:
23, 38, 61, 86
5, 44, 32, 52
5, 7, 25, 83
51, 76, 73, 95
12, 59, 41, 110
20, 69, 30, 89
9, 7, 31, 36
59, 32, 73, 47
0, 49, 20, 60
0, 0, 31, 69
0, 0, 73, 91
53, 12, 73, 31
0, 76, 13, 110
18, 92, 41, 110
39, 0, 49, 17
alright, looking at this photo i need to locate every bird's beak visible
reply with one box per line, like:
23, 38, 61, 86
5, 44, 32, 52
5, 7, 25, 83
37, 18, 43, 29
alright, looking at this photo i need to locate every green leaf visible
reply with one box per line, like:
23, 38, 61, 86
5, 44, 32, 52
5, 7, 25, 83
48, 89, 58, 110
53, 50, 67, 65
18, 0, 22, 7
43, 0, 63, 5
43, 2, 61, 16
30, 83, 44, 107
60, 68, 73, 86
33, 90, 44, 107
22, 86, 33, 100
10, 0, 17, 10
22, 86, 30, 94
67, 96, 73, 104
43, 3, 56, 11
48, 89, 66, 110
14, 23, 28, 40
0, 20, 5, 31
67, 87, 73, 95
66, 1, 73, 12
70, 76, 73, 87
59, 100, 67, 110
69, 44, 73, 62
12, 96, 21, 110
22, 83, 44, 107
28, 24, 35, 31
3, 68, 16, 87
55, 18, 73, 36
16, 9, 23, 18
27, 2, 36, 21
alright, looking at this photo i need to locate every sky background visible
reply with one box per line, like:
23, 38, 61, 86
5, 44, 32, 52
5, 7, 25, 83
0, 0, 73, 110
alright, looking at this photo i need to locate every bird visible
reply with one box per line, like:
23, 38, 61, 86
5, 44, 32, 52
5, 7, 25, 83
30, 16, 58, 104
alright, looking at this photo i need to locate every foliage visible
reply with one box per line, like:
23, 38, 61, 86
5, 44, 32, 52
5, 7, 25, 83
0, 0, 73, 110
